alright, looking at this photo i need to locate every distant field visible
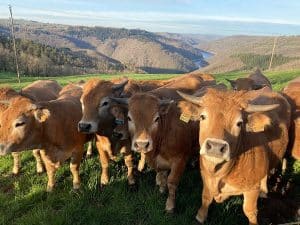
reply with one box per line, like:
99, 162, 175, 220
0, 70, 299, 225
1, 69, 300, 91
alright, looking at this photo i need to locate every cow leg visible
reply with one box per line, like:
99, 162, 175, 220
138, 152, 146, 172
96, 141, 110, 186
32, 149, 44, 174
124, 152, 135, 185
11, 152, 21, 175
156, 170, 168, 193
259, 175, 268, 198
40, 151, 57, 192
70, 147, 84, 190
196, 181, 213, 223
165, 159, 187, 213
86, 141, 93, 158
243, 190, 259, 225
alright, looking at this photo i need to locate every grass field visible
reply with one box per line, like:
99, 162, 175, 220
0, 70, 300, 225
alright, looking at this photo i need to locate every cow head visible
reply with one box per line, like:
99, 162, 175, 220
178, 89, 279, 164
226, 78, 265, 91
78, 78, 128, 134
0, 97, 50, 156
110, 105, 129, 140
111, 93, 173, 153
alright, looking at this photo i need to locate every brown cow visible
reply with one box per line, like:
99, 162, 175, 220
227, 68, 272, 91
282, 76, 300, 160
109, 74, 215, 213
110, 93, 199, 213
0, 80, 61, 175
0, 83, 88, 191
78, 78, 137, 186
109, 105, 146, 171
178, 88, 290, 225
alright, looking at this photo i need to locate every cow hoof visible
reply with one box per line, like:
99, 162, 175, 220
127, 183, 138, 192
85, 153, 92, 159
11, 172, 20, 177
259, 192, 267, 198
73, 183, 80, 190
46, 186, 54, 192
195, 215, 205, 224
37, 168, 44, 174
99, 184, 107, 191
159, 186, 167, 194
165, 208, 174, 214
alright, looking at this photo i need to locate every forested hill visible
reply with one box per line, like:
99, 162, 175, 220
0, 19, 207, 75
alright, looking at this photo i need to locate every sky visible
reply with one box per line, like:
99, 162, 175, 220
0, 0, 300, 36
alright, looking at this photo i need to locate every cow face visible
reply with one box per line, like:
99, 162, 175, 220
226, 78, 264, 91
78, 79, 128, 134
111, 93, 173, 153
178, 90, 278, 164
110, 105, 129, 140
0, 97, 49, 156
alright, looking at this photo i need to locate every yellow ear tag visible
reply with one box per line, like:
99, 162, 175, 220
180, 113, 191, 123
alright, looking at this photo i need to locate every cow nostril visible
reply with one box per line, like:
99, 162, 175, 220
79, 123, 91, 131
206, 142, 212, 150
145, 141, 150, 148
134, 142, 139, 148
220, 145, 227, 153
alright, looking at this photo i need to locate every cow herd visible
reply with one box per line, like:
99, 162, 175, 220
0, 69, 299, 225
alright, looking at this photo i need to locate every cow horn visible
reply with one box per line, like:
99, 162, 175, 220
245, 104, 279, 113
177, 91, 202, 105
112, 78, 128, 91
110, 97, 129, 105
159, 99, 174, 106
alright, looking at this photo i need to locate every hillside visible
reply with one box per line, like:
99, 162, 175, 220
0, 19, 207, 74
197, 35, 300, 73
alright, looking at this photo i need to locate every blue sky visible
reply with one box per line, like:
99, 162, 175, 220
0, 0, 300, 35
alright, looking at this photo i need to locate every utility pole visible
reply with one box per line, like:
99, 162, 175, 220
8, 4, 20, 83
268, 36, 278, 71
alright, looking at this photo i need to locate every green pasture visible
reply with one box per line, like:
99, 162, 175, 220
0, 69, 299, 225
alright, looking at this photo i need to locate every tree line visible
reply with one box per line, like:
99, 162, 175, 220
0, 34, 123, 76
235, 53, 295, 70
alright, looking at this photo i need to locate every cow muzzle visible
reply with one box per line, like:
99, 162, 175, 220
78, 121, 97, 133
200, 138, 231, 162
0, 143, 11, 156
132, 139, 153, 153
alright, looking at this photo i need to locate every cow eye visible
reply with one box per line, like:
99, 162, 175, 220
154, 116, 160, 123
200, 114, 206, 121
237, 121, 243, 127
101, 101, 109, 107
127, 116, 132, 122
15, 122, 25, 128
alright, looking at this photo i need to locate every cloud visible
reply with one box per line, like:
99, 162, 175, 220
8, 8, 300, 26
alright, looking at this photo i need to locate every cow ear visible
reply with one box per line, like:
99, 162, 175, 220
177, 101, 201, 122
34, 108, 50, 123
112, 79, 128, 96
226, 79, 237, 89
246, 113, 272, 132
